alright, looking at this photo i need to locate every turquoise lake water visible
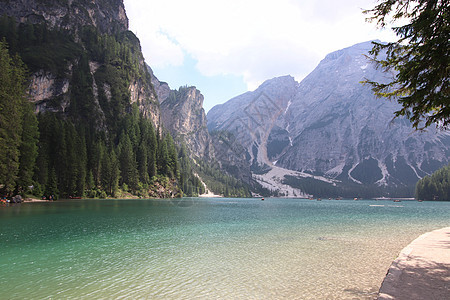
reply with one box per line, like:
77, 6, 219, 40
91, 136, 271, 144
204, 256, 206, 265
1, 198, 449, 299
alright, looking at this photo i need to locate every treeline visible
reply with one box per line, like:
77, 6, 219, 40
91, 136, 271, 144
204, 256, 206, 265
283, 175, 414, 198
0, 41, 39, 195
33, 107, 185, 199
415, 164, 450, 201
196, 161, 251, 198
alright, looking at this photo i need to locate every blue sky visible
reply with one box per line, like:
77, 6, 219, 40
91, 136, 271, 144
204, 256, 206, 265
152, 53, 248, 111
124, 0, 396, 112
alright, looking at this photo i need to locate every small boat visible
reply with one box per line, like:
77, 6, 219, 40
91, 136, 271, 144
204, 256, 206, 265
393, 199, 401, 202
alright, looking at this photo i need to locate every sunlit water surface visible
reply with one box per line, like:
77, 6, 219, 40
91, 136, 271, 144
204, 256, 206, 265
1, 198, 449, 299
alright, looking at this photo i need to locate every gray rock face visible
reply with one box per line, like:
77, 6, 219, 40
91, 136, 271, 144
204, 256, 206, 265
207, 41, 450, 191
208, 75, 299, 168
0, 0, 128, 34
148, 65, 171, 104
2, 0, 160, 127
156, 80, 214, 160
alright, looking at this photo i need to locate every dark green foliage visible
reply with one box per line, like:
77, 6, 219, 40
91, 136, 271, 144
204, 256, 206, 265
0, 16, 216, 199
0, 40, 38, 194
175, 143, 206, 197
101, 148, 120, 197
17, 101, 39, 192
69, 54, 98, 125
364, 0, 449, 129
415, 164, 450, 201
349, 158, 383, 185
283, 175, 414, 198
0, 16, 82, 76
118, 133, 138, 190
196, 160, 251, 198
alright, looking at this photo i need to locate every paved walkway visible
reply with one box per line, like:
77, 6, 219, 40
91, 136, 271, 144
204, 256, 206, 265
378, 227, 450, 300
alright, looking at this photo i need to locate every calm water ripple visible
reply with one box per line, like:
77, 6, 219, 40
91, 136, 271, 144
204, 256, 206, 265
1, 198, 449, 299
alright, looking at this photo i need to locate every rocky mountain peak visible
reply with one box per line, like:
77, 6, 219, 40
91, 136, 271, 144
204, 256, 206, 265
208, 41, 450, 197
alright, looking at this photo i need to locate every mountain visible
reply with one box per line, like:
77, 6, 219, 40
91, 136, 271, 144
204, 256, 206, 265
208, 41, 450, 197
149, 67, 214, 161
0, 0, 253, 199
0, 0, 204, 198
0, 0, 128, 34
0, 0, 159, 126
149, 67, 254, 197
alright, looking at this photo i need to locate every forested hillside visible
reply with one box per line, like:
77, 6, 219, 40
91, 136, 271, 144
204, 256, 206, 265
0, 14, 208, 199
415, 165, 450, 201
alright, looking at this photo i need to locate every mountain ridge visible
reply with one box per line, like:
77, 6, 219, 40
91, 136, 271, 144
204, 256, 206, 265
207, 41, 450, 197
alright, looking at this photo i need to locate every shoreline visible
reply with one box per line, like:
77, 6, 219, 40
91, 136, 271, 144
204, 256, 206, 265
378, 227, 450, 299
23, 197, 52, 203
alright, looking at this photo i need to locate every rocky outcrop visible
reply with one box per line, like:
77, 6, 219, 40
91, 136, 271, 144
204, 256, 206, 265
208, 41, 450, 195
28, 70, 71, 113
1, 0, 160, 127
148, 65, 171, 104
160, 85, 214, 160
148, 64, 214, 161
0, 0, 128, 34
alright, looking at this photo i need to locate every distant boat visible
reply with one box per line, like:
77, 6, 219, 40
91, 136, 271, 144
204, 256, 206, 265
393, 199, 401, 202
261, 198, 264, 201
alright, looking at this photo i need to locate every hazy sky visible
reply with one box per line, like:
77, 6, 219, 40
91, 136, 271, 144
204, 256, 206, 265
123, 0, 396, 112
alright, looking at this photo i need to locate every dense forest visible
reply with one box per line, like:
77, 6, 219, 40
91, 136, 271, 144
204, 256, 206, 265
0, 16, 227, 199
415, 164, 450, 201
283, 175, 414, 199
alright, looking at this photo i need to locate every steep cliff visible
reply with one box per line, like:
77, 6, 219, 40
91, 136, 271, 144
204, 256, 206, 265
148, 65, 213, 161
160, 86, 214, 160
208, 41, 450, 197
0, 0, 128, 34
0, 0, 159, 127
0, 0, 193, 199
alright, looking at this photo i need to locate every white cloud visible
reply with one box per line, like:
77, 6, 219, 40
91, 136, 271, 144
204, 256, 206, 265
124, 0, 397, 90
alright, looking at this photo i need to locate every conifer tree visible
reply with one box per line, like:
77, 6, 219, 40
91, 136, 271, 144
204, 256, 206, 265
0, 41, 28, 193
17, 101, 39, 192
157, 136, 170, 177
118, 133, 138, 190
364, 0, 449, 129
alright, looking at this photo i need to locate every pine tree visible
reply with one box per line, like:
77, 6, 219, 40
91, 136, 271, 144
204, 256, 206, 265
118, 133, 138, 190
0, 41, 28, 193
157, 136, 170, 177
364, 0, 449, 129
17, 101, 39, 192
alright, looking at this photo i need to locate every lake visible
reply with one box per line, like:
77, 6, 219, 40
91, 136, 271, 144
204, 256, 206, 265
1, 198, 449, 299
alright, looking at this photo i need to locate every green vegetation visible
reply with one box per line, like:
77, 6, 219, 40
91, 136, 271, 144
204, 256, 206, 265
283, 175, 414, 199
196, 160, 251, 198
32, 108, 184, 199
0, 40, 39, 195
415, 164, 450, 201
364, 0, 449, 129
0, 17, 208, 199
0, 16, 82, 76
